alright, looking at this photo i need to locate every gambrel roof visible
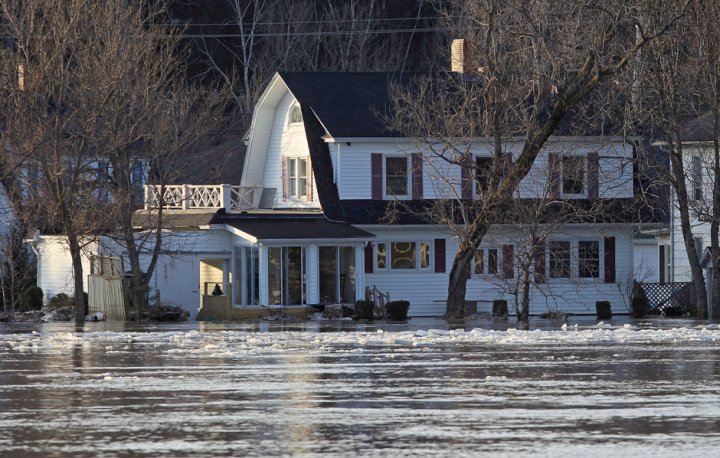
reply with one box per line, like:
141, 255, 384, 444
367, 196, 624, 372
279, 72, 418, 138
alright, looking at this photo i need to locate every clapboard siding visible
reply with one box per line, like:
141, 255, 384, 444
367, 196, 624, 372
363, 225, 635, 317
337, 140, 633, 201
36, 236, 96, 303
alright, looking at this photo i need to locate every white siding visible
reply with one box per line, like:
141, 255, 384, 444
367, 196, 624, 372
363, 224, 635, 317
634, 239, 660, 283
36, 236, 96, 303
336, 138, 634, 201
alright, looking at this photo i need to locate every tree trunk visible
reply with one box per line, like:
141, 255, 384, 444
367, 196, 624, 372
446, 247, 474, 319
518, 269, 531, 323
67, 233, 86, 325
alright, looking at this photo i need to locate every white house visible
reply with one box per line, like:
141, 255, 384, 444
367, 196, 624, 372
31, 69, 667, 318
140, 72, 666, 317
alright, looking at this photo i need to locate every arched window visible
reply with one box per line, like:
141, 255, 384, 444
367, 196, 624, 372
289, 104, 303, 124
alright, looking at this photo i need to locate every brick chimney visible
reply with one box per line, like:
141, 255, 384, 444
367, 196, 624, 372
451, 38, 476, 74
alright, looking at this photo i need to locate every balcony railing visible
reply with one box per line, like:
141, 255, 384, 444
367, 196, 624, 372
144, 184, 263, 211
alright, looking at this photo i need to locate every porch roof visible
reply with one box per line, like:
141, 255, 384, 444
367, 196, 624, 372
211, 212, 374, 242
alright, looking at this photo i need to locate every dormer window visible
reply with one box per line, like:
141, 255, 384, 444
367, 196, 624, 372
286, 157, 308, 199
289, 104, 303, 124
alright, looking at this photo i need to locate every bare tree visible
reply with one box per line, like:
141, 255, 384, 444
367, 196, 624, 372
0, 0, 225, 323
389, 0, 690, 319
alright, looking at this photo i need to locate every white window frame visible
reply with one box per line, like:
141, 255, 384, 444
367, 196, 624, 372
384, 155, 410, 199
288, 103, 303, 125
577, 239, 602, 280
474, 155, 493, 197
286, 157, 308, 200
692, 155, 703, 201
375, 241, 432, 271
545, 238, 604, 281
474, 246, 500, 276
561, 155, 587, 198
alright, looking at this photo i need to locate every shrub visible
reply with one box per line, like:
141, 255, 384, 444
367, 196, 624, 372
386, 300, 410, 320
596, 301, 612, 319
631, 296, 648, 318
48, 293, 73, 310
492, 300, 508, 318
354, 300, 374, 320
20, 286, 43, 311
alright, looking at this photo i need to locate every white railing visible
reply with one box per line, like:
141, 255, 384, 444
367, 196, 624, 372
144, 184, 263, 211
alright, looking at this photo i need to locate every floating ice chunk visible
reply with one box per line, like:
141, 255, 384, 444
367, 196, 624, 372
561, 323, 568, 331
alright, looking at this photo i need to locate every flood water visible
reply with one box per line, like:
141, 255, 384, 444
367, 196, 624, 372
2, 318, 720, 457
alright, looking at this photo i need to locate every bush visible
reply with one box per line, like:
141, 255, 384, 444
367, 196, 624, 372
354, 300, 374, 320
492, 300, 508, 318
20, 286, 43, 311
48, 293, 73, 310
386, 300, 410, 320
596, 301, 612, 319
631, 296, 648, 318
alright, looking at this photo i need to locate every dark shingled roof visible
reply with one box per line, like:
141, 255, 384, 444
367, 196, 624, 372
679, 112, 718, 142
279, 72, 419, 138
132, 210, 217, 230
210, 212, 375, 240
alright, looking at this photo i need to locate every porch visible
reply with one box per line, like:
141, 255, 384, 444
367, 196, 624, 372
196, 213, 375, 319
144, 184, 263, 211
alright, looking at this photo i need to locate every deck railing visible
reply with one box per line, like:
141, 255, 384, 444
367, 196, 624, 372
144, 184, 263, 211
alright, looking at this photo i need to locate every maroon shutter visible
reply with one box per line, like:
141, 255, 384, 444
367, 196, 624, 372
587, 152, 599, 199
412, 153, 423, 200
460, 155, 472, 200
306, 157, 313, 202
604, 237, 616, 283
281, 158, 288, 199
371, 153, 383, 200
503, 245, 514, 279
548, 153, 560, 199
364, 244, 374, 274
434, 239, 446, 273
659, 245, 666, 283
534, 240, 546, 284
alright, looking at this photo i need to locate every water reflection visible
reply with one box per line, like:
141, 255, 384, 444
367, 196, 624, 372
1, 319, 720, 456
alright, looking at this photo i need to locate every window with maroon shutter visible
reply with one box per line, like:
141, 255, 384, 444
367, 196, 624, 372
364, 243, 374, 273
604, 237, 616, 283
587, 152, 599, 199
371, 153, 383, 200
306, 157, 313, 201
434, 239, 446, 273
460, 154, 473, 200
503, 245, 514, 279
412, 153, 423, 200
281, 158, 288, 199
534, 242, 546, 283
548, 153, 560, 199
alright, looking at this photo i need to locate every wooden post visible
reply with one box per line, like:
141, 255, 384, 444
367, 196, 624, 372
221, 184, 232, 210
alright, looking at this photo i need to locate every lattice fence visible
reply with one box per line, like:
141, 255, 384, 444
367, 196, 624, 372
636, 282, 695, 315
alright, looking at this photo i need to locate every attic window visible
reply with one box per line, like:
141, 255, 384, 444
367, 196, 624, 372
289, 104, 303, 124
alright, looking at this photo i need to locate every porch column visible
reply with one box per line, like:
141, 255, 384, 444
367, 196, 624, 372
223, 259, 231, 305
355, 243, 366, 301
306, 244, 319, 304
258, 244, 269, 305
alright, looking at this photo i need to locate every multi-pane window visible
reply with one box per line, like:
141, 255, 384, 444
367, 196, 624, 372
562, 156, 585, 195
385, 156, 408, 196
289, 104, 303, 124
287, 157, 308, 199
578, 240, 600, 278
475, 157, 492, 195
488, 249, 498, 274
692, 156, 703, 201
549, 241, 571, 278
474, 247, 498, 275
474, 250, 484, 274
375, 241, 431, 270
